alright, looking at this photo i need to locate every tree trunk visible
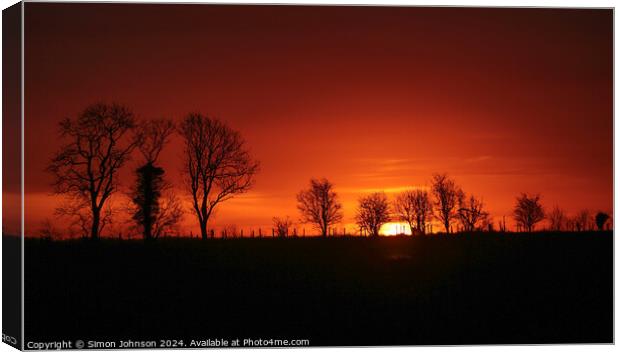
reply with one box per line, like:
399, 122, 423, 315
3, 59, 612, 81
142, 164, 154, 241
91, 209, 100, 240
200, 220, 208, 240
372, 226, 379, 237
144, 216, 152, 240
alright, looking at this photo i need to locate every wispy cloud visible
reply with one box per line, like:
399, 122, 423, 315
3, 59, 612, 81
340, 185, 429, 195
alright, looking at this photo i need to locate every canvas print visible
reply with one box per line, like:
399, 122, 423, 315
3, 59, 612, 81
2, 2, 613, 349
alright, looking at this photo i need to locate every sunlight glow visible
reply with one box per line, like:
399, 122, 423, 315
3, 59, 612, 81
380, 222, 412, 236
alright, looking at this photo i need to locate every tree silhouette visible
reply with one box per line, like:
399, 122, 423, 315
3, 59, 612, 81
394, 189, 433, 235
548, 206, 566, 231
273, 216, 293, 238
595, 212, 610, 231
39, 218, 59, 241
431, 173, 461, 234
130, 119, 181, 241
130, 164, 183, 240
151, 191, 184, 238
47, 103, 138, 240
179, 114, 259, 240
132, 163, 165, 240
513, 193, 545, 232
499, 216, 507, 232
355, 192, 390, 237
574, 209, 591, 232
457, 193, 489, 232
136, 119, 175, 163
296, 178, 343, 237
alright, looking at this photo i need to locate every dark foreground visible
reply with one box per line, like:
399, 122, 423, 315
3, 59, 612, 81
24, 232, 612, 347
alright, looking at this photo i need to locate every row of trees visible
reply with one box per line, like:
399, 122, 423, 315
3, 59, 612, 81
288, 176, 611, 237
48, 103, 259, 240
292, 174, 490, 237
547, 206, 610, 232
47, 103, 611, 241
291, 175, 483, 237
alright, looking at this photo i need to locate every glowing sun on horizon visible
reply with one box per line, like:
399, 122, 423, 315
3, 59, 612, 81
380, 222, 412, 236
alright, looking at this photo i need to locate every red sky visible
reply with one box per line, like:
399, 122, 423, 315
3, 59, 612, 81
11, 4, 613, 236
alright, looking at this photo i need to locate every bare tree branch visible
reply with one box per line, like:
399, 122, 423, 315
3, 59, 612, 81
135, 119, 176, 164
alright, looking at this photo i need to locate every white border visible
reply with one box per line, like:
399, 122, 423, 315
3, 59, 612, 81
0, 1, 616, 352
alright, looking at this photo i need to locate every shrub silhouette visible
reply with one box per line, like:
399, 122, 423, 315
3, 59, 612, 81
595, 212, 610, 231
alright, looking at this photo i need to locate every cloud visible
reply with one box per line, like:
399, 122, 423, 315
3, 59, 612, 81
340, 185, 429, 195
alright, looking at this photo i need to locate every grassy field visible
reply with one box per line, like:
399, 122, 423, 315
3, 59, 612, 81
24, 232, 612, 346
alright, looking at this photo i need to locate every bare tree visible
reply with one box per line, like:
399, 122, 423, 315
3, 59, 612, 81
273, 216, 293, 238
129, 119, 180, 241
457, 193, 489, 232
47, 103, 138, 240
431, 173, 462, 234
179, 114, 259, 240
355, 192, 391, 237
393, 189, 433, 235
595, 212, 610, 231
297, 178, 343, 237
39, 218, 59, 240
574, 209, 591, 232
548, 206, 566, 232
513, 193, 545, 232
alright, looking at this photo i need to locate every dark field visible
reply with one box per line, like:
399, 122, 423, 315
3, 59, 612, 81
24, 232, 612, 346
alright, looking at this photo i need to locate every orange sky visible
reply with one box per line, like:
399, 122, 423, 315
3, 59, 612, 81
9, 4, 613, 236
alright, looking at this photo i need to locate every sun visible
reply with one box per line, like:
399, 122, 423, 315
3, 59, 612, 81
380, 222, 412, 236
